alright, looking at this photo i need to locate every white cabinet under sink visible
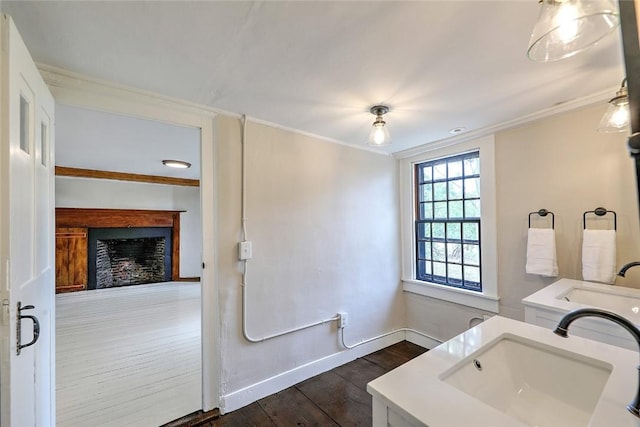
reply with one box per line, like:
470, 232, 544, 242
522, 278, 640, 351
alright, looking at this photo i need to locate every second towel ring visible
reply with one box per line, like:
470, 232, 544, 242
583, 207, 617, 231
529, 209, 554, 229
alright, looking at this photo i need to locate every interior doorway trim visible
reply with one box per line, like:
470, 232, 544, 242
39, 63, 221, 412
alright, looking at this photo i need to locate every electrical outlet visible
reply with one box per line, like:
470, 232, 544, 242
238, 241, 252, 260
338, 312, 349, 328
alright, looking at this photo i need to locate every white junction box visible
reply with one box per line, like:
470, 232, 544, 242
238, 241, 253, 260
338, 312, 349, 328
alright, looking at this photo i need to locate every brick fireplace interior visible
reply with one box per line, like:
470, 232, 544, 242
89, 227, 173, 290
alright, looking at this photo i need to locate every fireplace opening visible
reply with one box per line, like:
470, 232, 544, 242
88, 227, 172, 290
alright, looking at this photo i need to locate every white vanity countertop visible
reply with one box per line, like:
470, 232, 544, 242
522, 278, 640, 323
366, 316, 640, 427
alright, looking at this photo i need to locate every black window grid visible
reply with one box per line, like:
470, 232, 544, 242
414, 151, 482, 292
415, 219, 482, 291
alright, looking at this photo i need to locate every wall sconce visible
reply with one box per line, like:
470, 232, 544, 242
162, 159, 191, 169
527, 0, 619, 62
598, 78, 630, 133
368, 105, 391, 147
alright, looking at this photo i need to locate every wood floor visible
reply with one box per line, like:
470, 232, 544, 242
56, 282, 202, 427
196, 341, 427, 427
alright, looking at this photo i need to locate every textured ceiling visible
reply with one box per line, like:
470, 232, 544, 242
0, 1, 626, 173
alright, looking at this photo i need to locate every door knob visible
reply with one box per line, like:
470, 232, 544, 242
17, 301, 40, 355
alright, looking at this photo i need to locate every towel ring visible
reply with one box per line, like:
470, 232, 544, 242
528, 209, 554, 229
582, 207, 617, 231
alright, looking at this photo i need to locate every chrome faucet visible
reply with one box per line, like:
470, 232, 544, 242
618, 261, 640, 277
554, 308, 640, 418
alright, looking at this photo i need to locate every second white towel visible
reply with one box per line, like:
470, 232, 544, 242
582, 229, 617, 284
526, 228, 558, 277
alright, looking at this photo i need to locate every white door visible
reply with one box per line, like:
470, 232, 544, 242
0, 14, 56, 427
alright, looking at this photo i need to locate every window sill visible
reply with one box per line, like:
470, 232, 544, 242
402, 279, 499, 313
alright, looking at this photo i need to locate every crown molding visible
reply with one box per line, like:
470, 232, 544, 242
38, 63, 616, 161
37, 64, 391, 157
393, 87, 616, 159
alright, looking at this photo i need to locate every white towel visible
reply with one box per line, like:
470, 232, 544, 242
526, 228, 559, 277
582, 229, 617, 284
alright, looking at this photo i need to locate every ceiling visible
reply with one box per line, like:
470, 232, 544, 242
56, 105, 202, 180
0, 1, 626, 174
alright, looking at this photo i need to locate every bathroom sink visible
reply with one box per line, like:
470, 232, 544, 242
368, 316, 639, 427
439, 333, 613, 427
563, 287, 640, 317
523, 279, 640, 350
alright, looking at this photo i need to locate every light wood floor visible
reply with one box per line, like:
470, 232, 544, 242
56, 282, 202, 427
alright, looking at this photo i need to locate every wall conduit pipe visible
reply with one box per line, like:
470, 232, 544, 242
239, 115, 339, 343
238, 116, 441, 345
340, 327, 444, 350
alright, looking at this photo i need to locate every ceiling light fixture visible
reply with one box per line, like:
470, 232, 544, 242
527, 0, 619, 62
368, 105, 391, 147
449, 127, 467, 135
598, 78, 630, 133
162, 159, 191, 169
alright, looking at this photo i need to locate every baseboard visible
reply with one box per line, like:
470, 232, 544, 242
220, 331, 405, 414
177, 277, 201, 282
405, 330, 442, 350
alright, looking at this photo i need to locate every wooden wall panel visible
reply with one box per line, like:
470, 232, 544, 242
56, 227, 88, 293
69, 230, 88, 287
56, 235, 69, 286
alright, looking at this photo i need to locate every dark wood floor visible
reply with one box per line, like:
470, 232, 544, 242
197, 341, 427, 427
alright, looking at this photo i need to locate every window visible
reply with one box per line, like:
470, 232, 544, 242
20, 94, 30, 153
401, 135, 497, 312
415, 151, 482, 291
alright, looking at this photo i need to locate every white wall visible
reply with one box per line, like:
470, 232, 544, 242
495, 103, 640, 320
405, 103, 640, 340
55, 176, 202, 277
214, 116, 404, 411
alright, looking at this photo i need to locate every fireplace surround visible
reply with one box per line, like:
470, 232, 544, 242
55, 208, 183, 293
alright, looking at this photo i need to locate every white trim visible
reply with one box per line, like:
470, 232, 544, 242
39, 66, 221, 411
403, 281, 499, 313
37, 64, 390, 157
220, 331, 405, 414
246, 116, 392, 156
393, 86, 616, 160
399, 135, 499, 313
404, 329, 442, 350
38, 63, 225, 119
38, 63, 619, 161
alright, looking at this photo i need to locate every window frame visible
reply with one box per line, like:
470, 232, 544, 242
414, 151, 482, 291
399, 135, 499, 313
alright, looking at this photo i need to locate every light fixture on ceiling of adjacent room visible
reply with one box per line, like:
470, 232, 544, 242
598, 78, 630, 133
368, 105, 391, 147
162, 159, 191, 169
527, 0, 619, 62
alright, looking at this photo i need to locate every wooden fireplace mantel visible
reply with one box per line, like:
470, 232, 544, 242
55, 208, 184, 292
56, 208, 183, 229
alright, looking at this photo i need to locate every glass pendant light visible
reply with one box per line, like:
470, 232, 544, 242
527, 0, 619, 62
368, 105, 391, 147
598, 78, 630, 133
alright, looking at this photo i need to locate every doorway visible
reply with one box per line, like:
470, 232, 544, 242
54, 104, 204, 426
43, 66, 220, 420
